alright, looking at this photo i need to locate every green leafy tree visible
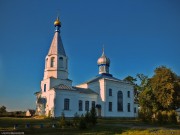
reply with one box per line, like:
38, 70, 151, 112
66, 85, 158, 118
79, 114, 86, 129
90, 107, 97, 126
123, 76, 137, 84
85, 111, 90, 123
150, 66, 180, 110
136, 74, 149, 92
123, 76, 139, 102
0, 106, 7, 116
138, 66, 180, 122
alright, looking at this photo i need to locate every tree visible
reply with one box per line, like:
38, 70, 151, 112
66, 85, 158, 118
90, 107, 97, 126
85, 111, 90, 123
79, 114, 87, 129
150, 66, 180, 110
123, 76, 137, 84
0, 106, 7, 114
136, 74, 149, 92
73, 112, 80, 127
123, 76, 139, 102
138, 66, 180, 122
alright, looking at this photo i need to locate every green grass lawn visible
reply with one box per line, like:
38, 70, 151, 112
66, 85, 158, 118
0, 117, 179, 135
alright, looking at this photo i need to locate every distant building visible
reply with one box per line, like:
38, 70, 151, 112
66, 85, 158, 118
35, 17, 138, 117
26, 109, 35, 117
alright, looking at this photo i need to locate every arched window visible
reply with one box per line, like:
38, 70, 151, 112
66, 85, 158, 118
117, 91, 123, 111
127, 91, 130, 98
64, 98, 70, 110
109, 102, 112, 111
92, 101, 95, 108
109, 89, 112, 96
79, 100, 83, 111
44, 84, 46, 92
46, 58, 48, 68
85, 101, 89, 111
59, 57, 63, 68
51, 57, 55, 67
128, 103, 131, 112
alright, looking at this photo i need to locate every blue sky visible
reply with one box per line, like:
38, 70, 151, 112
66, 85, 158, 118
0, 0, 180, 111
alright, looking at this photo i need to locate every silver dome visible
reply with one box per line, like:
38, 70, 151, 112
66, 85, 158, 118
97, 51, 110, 66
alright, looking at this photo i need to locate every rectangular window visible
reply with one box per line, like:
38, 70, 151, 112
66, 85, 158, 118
64, 98, 70, 110
127, 103, 130, 112
127, 91, 130, 98
44, 84, 46, 92
109, 102, 112, 111
92, 101, 95, 108
79, 100, 83, 111
85, 101, 89, 111
134, 107, 136, 113
109, 89, 112, 96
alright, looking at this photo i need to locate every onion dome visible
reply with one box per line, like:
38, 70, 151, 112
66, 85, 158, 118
54, 17, 61, 27
97, 49, 110, 66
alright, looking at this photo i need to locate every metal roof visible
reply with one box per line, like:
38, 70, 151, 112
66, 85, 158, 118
81, 73, 132, 85
48, 31, 66, 56
53, 84, 98, 95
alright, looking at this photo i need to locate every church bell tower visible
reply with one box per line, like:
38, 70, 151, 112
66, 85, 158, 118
41, 17, 72, 93
44, 17, 68, 80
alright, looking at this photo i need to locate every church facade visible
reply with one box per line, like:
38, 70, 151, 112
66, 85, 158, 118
35, 17, 138, 117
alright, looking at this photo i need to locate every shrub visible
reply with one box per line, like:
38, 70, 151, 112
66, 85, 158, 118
161, 111, 168, 123
73, 112, 80, 127
167, 110, 177, 124
85, 111, 90, 123
59, 112, 66, 128
79, 114, 86, 129
90, 107, 97, 126
156, 111, 163, 124
139, 109, 152, 122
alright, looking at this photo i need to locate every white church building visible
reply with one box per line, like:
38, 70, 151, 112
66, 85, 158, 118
35, 17, 138, 118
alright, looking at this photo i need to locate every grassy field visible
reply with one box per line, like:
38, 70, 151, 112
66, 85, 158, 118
0, 117, 180, 135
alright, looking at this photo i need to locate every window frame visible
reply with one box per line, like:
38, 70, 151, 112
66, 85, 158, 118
127, 103, 130, 112
85, 101, 89, 111
127, 91, 130, 98
109, 102, 112, 112
64, 98, 70, 110
79, 100, 83, 111
117, 91, 123, 111
92, 101, 95, 108
109, 88, 112, 96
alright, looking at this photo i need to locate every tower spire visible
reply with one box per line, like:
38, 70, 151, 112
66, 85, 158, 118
48, 17, 66, 56
102, 44, 105, 56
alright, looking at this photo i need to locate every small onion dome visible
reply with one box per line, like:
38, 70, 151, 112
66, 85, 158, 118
97, 52, 110, 66
54, 17, 61, 27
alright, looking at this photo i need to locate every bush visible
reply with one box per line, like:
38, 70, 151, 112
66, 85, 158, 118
138, 109, 152, 122
90, 107, 97, 126
59, 112, 66, 128
79, 114, 86, 129
167, 110, 177, 124
85, 111, 90, 123
156, 110, 177, 124
73, 112, 80, 127
156, 111, 164, 124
